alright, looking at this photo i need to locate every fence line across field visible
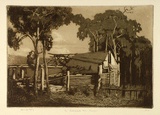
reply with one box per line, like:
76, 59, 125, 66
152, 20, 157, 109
8, 65, 147, 100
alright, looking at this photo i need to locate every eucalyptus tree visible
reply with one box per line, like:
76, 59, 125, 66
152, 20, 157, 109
8, 6, 73, 94
74, 9, 142, 88
133, 36, 152, 86
72, 14, 104, 52
73, 9, 141, 59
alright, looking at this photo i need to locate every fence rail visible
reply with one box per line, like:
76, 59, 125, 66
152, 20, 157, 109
8, 65, 147, 100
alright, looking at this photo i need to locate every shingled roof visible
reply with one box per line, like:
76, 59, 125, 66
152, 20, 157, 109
72, 52, 108, 64
66, 52, 109, 74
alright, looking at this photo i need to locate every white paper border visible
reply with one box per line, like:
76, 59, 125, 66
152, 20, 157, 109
0, 0, 159, 115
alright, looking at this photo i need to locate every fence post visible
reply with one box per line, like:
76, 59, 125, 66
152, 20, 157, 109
21, 68, 25, 79
117, 63, 120, 87
113, 72, 116, 86
98, 64, 103, 75
67, 70, 70, 91
41, 66, 45, 91
12, 68, 16, 80
97, 64, 103, 91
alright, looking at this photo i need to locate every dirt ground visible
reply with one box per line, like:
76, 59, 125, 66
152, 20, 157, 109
7, 78, 152, 108
25, 89, 152, 108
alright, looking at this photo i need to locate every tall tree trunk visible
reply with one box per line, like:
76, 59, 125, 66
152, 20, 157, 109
120, 50, 125, 97
132, 59, 136, 86
120, 50, 123, 86
34, 23, 40, 95
94, 40, 98, 52
96, 40, 99, 52
105, 37, 108, 52
112, 39, 117, 60
131, 46, 136, 86
34, 52, 39, 95
121, 60, 125, 97
93, 41, 96, 52
129, 58, 132, 86
43, 40, 49, 92
138, 65, 141, 85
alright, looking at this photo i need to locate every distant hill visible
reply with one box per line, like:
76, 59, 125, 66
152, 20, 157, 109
8, 55, 27, 65
8, 55, 55, 65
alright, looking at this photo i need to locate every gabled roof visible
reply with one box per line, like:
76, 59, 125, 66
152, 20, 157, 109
71, 51, 108, 64
66, 51, 109, 74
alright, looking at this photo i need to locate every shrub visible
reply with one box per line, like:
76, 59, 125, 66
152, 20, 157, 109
7, 78, 35, 107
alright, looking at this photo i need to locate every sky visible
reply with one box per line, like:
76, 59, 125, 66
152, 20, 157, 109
8, 6, 153, 57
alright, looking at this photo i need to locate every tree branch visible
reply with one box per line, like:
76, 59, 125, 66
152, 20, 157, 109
112, 17, 117, 36
88, 29, 97, 42
25, 33, 36, 49
122, 6, 134, 14
43, 10, 55, 17
116, 34, 124, 38
18, 34, 28, 42
123, 7, 128, 14
16, 32, 36, 50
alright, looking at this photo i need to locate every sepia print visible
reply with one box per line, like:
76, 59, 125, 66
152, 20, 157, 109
7, 6, 153, 107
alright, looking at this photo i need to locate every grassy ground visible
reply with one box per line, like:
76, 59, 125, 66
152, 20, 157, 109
8, 85, 152, 108
22, 93, 147, 107
7, 75, 152, 108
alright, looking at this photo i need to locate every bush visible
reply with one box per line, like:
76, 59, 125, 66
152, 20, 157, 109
67, 85, 93, 97
143, 90, 153, 108
7, 78, 35, 107
82, 86, 92, 96
68, 87, 78, 95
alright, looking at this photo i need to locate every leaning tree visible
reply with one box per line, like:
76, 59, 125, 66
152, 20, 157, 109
8, 6, 73, 95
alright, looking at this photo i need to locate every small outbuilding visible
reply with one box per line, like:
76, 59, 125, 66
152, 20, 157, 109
66, 51, 120, 87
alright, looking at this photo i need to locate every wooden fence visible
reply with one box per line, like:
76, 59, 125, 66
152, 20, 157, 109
66, 71, 93, 91
8, 65, 147, 100
8, 65, 63, 91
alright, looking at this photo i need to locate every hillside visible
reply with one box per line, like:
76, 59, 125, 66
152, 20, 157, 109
8, 55, 53, 65
8, 55, 28, 65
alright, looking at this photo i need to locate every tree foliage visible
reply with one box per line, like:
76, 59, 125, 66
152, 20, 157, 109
8, 6, 74, 94
73, 10, 142, 56
75, 9, 152, 87
8, 6, 73, 50
27, 50, 36, 69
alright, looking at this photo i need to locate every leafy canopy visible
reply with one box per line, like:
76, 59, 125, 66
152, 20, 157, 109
73, 10, 142, 42
8, 6, 73, 50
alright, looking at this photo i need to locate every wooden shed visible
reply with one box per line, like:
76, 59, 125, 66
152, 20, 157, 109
66, 51, 120, 87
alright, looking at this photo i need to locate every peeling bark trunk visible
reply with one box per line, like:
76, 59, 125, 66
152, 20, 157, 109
93, 41, 96, 52
129, 59, 132, 86
105, 37, 108, 52
112, 39, 117, 60
93, 40, 98, 52
43, 40, 49, 92
34, 51, 39, 95
34, 23, 40, 95
96, 40, 99, 52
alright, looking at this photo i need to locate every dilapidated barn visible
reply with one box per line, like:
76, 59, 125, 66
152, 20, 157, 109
67, 51, 120, 87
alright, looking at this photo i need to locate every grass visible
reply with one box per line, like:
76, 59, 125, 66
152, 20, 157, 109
26, 92, 146, 107
7, 71, 152, 108
8, 82, 152, 108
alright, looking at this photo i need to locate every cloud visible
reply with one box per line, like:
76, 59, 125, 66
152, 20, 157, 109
48, 46, 70, 54
21, 47, 32, 52
51, 31, 66, 42
8, 47, 32, 56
